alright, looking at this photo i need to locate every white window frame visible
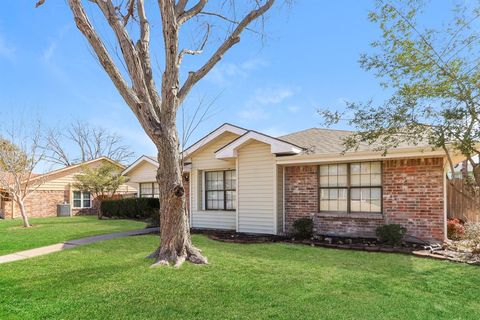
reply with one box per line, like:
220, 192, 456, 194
203, 169, 236, 211
139, 182, 159, 198
73, 191, 92, 209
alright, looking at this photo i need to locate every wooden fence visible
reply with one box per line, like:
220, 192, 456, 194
447, 178, 480, 222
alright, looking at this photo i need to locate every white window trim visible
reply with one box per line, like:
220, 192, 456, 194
73, 191, 92, 209
203, 169, 237, 211
139, 182, 159, 198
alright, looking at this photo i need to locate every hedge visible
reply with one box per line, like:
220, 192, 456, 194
100, 198, 159, 226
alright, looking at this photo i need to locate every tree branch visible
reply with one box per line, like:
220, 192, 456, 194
66, 0, 139, 109
177, 23, 210, 65
177, 0, 208, 25
177, 0, 275, 105
137, 0, 162, 114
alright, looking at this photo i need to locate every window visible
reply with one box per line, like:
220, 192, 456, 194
205, 170, 236, 210
319, 162, 382, 213
139, 183, 159, 198
73, 191, 91, 208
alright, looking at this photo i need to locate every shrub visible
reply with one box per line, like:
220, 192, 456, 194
463, 222, 480, 254
292, 218, 314, 239
376, 224, 407, 246
100, 198, 159, 225
447, 218, 465, 240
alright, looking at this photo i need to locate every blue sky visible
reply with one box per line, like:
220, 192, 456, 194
0, 1, 452, 163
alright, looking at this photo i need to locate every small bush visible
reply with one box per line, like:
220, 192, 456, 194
292, 218, 314, 239
447, 218, 465, 240
376, 224, 407, 246
463, 222, 480, 254
100, 198, 159, 225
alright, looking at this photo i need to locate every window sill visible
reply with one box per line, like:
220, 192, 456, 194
316, 212, 384, 220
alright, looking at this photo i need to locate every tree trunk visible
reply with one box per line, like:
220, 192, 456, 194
148, 121, 207, 267
17, 198, 31, 228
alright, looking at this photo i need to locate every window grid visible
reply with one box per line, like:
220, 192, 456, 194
139, 182, 159, 198
318, 162, 382, 214
73, 191, 91, 209
205, 170, 236, 211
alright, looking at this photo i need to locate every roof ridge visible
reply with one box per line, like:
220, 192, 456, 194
279, 127, 354, 138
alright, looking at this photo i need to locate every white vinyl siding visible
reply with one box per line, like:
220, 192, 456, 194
124, 160, 158, 193
237, 141, 275, 234
189, 132, 240, 230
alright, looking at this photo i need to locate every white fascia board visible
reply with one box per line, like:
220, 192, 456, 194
122, 156, 158, 175
215, 131, 302, 159
182, 123, 247, 160
123, 155, 192, 175
275, 147, 448, 165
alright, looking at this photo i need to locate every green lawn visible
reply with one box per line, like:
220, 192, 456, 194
0, 216, 146, 255
0, 235, 479, 320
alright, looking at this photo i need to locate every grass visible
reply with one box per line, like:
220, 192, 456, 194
0, 235, 479, 320
0, 216, 146, 255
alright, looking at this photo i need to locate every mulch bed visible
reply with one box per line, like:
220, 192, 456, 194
193, 229, 421, 254
190, 229, 480, 265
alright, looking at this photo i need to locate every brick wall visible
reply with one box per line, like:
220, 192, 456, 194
383, 158, 445, 242
4, 190, 68, 218
284, 157, 445, 242
284, 165, 318, 231
3, 190, 102, 218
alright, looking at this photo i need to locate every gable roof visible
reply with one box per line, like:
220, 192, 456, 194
28, 157, 124, 183
215, 130, 303, 159
182, 123, 248, 159
122, 155, 158, 175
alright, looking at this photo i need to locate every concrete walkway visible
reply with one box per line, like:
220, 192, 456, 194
0, 227, 159, 265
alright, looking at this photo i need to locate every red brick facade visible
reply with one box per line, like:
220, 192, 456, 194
284, 157, 445, 242
382, 158, 445, 242
2, 190, 100, 219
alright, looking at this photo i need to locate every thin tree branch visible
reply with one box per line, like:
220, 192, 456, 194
178, 0, 275, 105
177, 0, 208, 25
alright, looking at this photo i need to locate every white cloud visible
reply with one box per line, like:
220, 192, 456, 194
253, 87, 294, 105
237, 86, 300, 122
206, 58, 268, 86
237, 108, 269, 121
0, 32, 15, 62
288, 105, 300, 113
42, 41, 57, 62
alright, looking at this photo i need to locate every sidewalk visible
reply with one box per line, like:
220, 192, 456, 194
0, 227, 159, 264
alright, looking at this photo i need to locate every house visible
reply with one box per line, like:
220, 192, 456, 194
123, 123, 464, 243
0, 157, 136, 219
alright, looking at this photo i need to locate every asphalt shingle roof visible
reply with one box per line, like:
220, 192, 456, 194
279, 128, 431, 155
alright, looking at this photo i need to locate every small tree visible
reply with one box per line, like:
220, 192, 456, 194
0, 122, 46, 228
319, 0, 480, 188
73, 163, 126, 218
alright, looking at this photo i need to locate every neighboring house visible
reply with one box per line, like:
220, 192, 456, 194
123, 123, 465, 243
0, 157, 136, 219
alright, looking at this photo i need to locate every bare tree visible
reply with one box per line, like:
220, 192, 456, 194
45, 120, 134, 167
0, 121, 46, 228
37, 0, 277, 267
